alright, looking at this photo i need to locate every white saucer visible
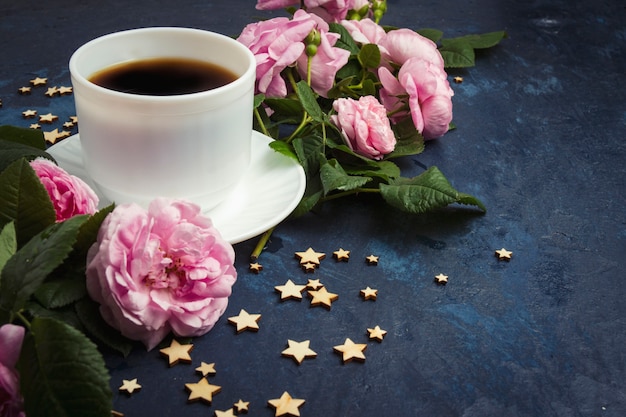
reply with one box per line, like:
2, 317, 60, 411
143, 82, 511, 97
47, 132, 306, 244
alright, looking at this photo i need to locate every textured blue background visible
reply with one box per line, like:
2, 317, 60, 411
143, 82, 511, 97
1, 0, 625, 416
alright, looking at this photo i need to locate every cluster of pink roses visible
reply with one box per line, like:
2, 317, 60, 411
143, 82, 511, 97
239, 0, 454, 160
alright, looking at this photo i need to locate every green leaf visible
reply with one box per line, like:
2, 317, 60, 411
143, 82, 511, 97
292, 135, 325, 177
0, 215, 88, 322
296, 81, 324, 123
387, 118, 425, 158
34, 278, 87, 309
0, 221, 17, 276
357, 43, 381, 69
18, 317, 113, 417
329, 22, 360, 54
269, 140, 298, 161
253, 93, 266, 108
320, 159, 371, 195
73, 204, 115, 257
439, 39, 476, 68
415, 28, 444, 43
380, 166, 486, 213
453, 31, 507, 49
344, 160, 401, 182
0, 140, 56, 173
264, 97, 304, 122
0, 125, 47, 150
0, 158, 56, 247
75, 298, 134, 357
24, 301, 83, 330
291, 187, 323, 218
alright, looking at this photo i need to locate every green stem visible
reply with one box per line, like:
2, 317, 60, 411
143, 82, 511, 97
16, 311, 32, 331
307, 55, 312, 86
254, 107, 270, 137
320, 187, 380, 202
250, 227, 275, 261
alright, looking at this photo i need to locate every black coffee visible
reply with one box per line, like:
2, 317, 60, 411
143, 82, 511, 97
89, 57, 237, 95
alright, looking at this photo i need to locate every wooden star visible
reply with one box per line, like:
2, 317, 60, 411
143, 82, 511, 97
268, 392, 305, 417
275, 279, 307, 301
360, 286, 378, 301
367, 325, 387, 342
281, 340, 317, 364
249, 262, 263, 274
306, 279, 323, 290
18, 86, 31, 94
185, 377, 221, 404
43, 129, 71, 144
159, 339, 193, 366
366, 255, 379, 265
63, 121, 75, 129
495, 248, 513, 261
30, 77, 47, 86
44, 86, 59, 97
214, 408, 235, 417
453, 76, 464, 83
333, 248, 350, 261
308, 286, 338, 309
196, 361, 216, 377
234, 399, 250, 413
58, 86, 73, 95
22, 109, 37, 118
70, 116, 78, 124
29, 123, 41, 129
228, 309, 261, 333
294, 247, 325, 267
39, 113, 58, 123
434, 273, 448, 285
333, 338, 367, 363
119, 378, 142, 395
301, 262, 317, 273
111, 411, 125, 417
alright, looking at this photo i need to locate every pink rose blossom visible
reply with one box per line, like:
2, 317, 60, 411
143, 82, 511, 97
86, 198, 237, 350
340, 18, 386, 46
255, 0, 299, 10
331, 95, 396, 160
379, 57, 454, 140
379, 28, 444, 68
0, 324, 25, 417
30, 157, 98, 222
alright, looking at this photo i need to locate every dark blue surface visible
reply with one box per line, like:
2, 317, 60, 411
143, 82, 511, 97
1, 1, 625, 416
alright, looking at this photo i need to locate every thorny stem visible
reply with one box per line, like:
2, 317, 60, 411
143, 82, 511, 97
250, 227, 275, 261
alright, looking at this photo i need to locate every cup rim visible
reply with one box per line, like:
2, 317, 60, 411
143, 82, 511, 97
69, 26, 256, 102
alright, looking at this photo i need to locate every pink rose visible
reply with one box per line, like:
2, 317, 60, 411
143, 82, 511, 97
30, 158, 98, 222
379, 57, 454, 140
86, 198, 237, 350
255, 0, 299, 10
331, 95, 396, 160
0, 324, 25, 417
340, 18, 386, 46
379, 28, 444, 68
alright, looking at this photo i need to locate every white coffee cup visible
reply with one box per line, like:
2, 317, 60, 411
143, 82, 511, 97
69, 27, 256, 209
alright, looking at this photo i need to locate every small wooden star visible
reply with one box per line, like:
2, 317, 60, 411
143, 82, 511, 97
333, 248, 350, 262
453, 76, 464, 83
275, 279, 307, 301
29, 77, 47, 86
268, 392, 305, 417
43, 129, 71, 144
185, 377, 221, 404
18, 86, 31, 94
29, 123, 41, 130
196, 361, 216, 377
333, 338, 367, 363
306, 279, 323, 290
159, 339, 193, 366
360, 287, 378, 301
301, 262, 317, 273
58, 86, 73, 95
367, 325, 387, 342
234, 399, 250, 413
111, 411, 125, 417
249, 262, 263, 274
39, 113, 58, 123
214, 408, 236, 417
495, 248, 513, 261
228, 309, 261, 333
294, 247, 325, 267
70, 116, 78, 124
308, 286, 338, 309
434, 273, 448, 285
281, 340, 317, 364
44, 86, 59, 97
119, 378, 142, 395
63, 121, 75, 129
22, 109, 37, 118
366, 255, 379, 265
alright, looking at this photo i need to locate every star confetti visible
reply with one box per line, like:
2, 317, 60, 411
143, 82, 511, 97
275, 279, 307, 301
63, 121, 75, 129
29, 77, 47, 86
214, 408, 236, 417
196, 361, 216, 377
159, 339, 193, 366
39, 113, 58, 123
29, 123, 41, 129
294, 247, 325, 267
301, 262, 317, 273
43, 129, 70, 144
228, 309, 261, 333
306, 279, 323, 290
111, 411, 125, 417
367, 325, 387, 342
366, 255, 379, 265
18, 86, 31, 94
70, 115, 78, 124
234, 399, 250, 413
185, 377, 221, 404
44, 86, 59, 97
281, 339, 317, 364
58, 86, 73, 95
360, 286, 378, 301
495, 248, 513, 261
333, 338, 367, 363
22, 109, 37, 118
434, 273, 449, 285
333, 248, 350, 261
454, 76, 464, 83
118, 378, 142, 395
268, 392, 305, 417
249, 262, 263, 273
308, 286, 338, 309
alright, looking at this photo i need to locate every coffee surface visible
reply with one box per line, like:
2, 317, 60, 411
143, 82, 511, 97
89, 57, 237, 95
